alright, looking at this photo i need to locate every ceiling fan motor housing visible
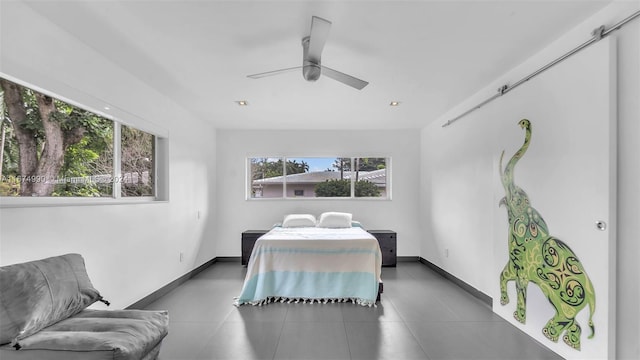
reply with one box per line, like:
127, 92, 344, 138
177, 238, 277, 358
301, 36, 321, 81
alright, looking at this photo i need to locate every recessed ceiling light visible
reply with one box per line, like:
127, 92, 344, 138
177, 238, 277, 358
103, 106, 110, 110
390, 101, 400, 106
236, 100, 249, 106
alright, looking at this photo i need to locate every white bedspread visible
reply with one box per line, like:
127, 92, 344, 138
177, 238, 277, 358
235, 227, 382, 306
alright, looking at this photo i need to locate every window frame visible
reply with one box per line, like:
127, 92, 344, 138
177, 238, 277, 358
246, 156, 391, 200
0, 74, 168, 208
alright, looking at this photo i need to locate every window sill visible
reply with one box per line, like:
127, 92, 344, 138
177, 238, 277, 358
0, 197, 166, 208
246, 197, 392, 201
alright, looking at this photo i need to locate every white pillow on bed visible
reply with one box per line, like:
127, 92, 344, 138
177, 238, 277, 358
282, 214, 317, 228
317, 212, 353, 228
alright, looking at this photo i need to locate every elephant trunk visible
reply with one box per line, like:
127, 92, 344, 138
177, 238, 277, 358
500, 119, 532, 199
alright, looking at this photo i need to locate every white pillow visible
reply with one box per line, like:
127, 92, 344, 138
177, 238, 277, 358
317, 212, 353, 228
282, 214, 317, 228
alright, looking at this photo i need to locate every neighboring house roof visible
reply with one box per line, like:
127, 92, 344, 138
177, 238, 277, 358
356, 169, 386, 185
253, 169, 386, 186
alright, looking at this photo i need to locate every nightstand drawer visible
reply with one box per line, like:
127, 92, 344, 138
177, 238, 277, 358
368, 230, 397, 267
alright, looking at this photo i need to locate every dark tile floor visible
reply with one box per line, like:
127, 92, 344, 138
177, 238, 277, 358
144, 261, 563, 360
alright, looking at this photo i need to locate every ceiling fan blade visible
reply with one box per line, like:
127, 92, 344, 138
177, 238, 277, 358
247, 66, 302, 79
307, 16, 332, 62
321, 66, 369, 90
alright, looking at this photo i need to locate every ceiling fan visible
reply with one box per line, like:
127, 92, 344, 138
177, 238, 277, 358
247, 16, 369, 90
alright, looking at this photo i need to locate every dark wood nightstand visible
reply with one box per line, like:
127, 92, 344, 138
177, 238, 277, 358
368, 230, 397, 267
241, 230, 268, 266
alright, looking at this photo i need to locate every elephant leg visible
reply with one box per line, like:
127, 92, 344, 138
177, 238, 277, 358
542, 312, 571, 343
499, 262, 516, 305
563, 321, 582, 350
514, 275, 527, 323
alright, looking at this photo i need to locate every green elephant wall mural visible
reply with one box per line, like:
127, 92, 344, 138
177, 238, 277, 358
498, 119, 596, 350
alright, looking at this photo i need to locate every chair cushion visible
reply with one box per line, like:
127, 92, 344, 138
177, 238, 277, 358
0, 254, 104, 346
0, 309, 169, 360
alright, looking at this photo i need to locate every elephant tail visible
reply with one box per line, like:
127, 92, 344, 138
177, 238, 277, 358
587, 288, 596, 339
499, 150, 505, 178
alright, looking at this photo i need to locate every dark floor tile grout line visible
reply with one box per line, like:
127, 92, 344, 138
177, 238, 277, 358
270, 316, 287, 360
147, 262, 563, 360
342, 320, 353, 360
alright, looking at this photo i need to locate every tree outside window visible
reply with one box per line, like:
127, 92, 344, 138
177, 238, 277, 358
121, 125, 154, 197
0, 77, 156, 198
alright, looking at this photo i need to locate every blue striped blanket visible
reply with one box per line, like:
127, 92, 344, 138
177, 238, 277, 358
235, 227, 382, 306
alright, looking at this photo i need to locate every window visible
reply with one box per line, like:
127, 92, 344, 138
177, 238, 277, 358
250, 158, 283, 198
121, 125, 154, 197
247, 157, 390, 199
0, 77, 159, 200
354, 157, 387, 198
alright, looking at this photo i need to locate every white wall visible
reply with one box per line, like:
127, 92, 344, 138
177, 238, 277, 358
216, 129, 421, 257
421, 2, 639, 359
1, 1, 637, 357
0, 2, 218, 309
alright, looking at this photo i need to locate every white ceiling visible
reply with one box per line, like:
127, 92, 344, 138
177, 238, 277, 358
22, 0, 611, 130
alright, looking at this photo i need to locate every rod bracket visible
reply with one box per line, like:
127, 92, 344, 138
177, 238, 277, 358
592, 25, 605, 41
497, 85, 508, 95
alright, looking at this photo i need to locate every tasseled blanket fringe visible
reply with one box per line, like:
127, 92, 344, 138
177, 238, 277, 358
233, 296, 377, 307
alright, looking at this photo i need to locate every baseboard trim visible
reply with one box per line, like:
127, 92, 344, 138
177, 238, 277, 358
397, 256, 420, 262
126, 255, 492, 310
126, 257, 218, 309
418, 257, 493, 308
215, 256, 241, 262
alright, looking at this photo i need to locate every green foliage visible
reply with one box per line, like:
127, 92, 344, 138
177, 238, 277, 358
251, 158, 309, 180
314, 179, 381, 197
331, 158, 351, 173
355, 180, 381, 197
60, 138, 100, 177
0, 175, 20, 196
121, 126, 154, 197
356, 158, 386, 171
285, 159, 309, 175
53, 184, 102, 197
52, 99, 108, 134
19, 88, 45, 139
1, 80, 119, 197
315, 179, 350, 197
52, 134, 111, 197
1, 122, 18, 177
331, 157, 386, 173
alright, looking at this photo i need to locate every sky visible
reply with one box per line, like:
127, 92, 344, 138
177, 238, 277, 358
288, 157, 337, 172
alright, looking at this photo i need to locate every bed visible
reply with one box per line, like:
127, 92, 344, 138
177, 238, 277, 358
235, 213, 382, 307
